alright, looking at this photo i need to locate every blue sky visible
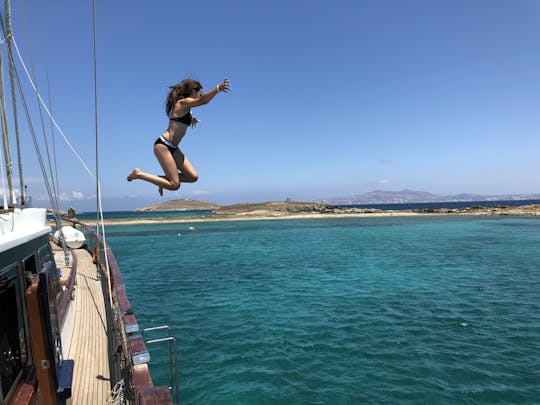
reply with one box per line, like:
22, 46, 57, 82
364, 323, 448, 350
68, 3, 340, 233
2, 0, 540, 211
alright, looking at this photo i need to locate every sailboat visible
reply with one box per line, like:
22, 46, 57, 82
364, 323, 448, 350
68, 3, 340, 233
0, 1, 177, 403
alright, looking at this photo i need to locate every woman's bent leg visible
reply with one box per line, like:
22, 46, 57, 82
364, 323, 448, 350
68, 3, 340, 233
173, 150, 199, 183
126, 145, 181, 190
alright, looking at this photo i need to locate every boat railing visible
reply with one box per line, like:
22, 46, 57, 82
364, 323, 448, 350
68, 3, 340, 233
67, 219, 174, 404
16, 195, 32, 208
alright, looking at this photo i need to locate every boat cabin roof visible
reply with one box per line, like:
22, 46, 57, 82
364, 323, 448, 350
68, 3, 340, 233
0, 208, 51, 253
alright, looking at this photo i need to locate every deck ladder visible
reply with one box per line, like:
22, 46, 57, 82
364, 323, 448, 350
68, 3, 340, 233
142, 326, 179, 404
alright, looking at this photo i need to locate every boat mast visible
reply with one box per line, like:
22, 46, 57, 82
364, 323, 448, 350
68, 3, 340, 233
0, 0, 14, 207
92, 0, 100, 224
5, 0, 25, 206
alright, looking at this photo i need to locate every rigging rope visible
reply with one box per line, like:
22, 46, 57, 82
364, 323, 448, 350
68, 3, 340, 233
3, 4, 113, 305
91, 0, 113, 308
107, 378, 125, 404
11, 29, 112, 279
2, 11, 70, 255
1, 17, 68, 234
0, 19, 61, 219
20, 0, 59, 208
38, 0, 60, 205
9, 35, 97, 181
0, 128, 8, 208
3, 6, 130, 397
18, 0, 68, 261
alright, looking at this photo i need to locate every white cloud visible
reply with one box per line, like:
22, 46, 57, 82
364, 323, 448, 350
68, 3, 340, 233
189, 189, 211, 197
55, 191, 91, 202
72, 191, 85, 200
378, 179, 393, 185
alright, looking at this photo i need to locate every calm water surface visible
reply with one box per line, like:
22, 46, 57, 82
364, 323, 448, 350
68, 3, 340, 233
107, 216, 540, 404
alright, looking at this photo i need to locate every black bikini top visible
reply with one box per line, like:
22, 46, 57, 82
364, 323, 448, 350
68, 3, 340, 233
170, 110, 192, 125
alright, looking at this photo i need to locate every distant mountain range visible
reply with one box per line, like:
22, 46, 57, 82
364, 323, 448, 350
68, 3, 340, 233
319, 190, 540, 205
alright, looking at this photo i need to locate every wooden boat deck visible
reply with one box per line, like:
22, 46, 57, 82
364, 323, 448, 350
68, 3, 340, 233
67, 248, 111, 404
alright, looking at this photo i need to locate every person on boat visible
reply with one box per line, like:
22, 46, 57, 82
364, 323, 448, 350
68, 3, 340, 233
127, 77, 231, 195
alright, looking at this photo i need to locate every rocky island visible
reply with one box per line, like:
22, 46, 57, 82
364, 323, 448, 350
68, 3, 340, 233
126, 199, 540, 224
54, 200, 538, 227
134, 198, 220, 212
213, 201, 540, 218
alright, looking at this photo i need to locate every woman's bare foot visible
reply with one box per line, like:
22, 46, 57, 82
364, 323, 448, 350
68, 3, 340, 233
127, 168, 141, 181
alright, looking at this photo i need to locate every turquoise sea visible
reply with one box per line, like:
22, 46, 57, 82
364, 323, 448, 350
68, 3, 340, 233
106, 215, 540, 404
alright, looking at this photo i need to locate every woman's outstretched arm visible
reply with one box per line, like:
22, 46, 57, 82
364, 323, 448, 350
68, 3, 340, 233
182, 78, 231, 108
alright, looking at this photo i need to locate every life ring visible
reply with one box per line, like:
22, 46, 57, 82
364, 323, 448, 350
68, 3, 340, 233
92, 248, 98, 264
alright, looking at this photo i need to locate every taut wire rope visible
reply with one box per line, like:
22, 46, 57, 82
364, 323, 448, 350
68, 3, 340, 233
38, 0, 60, 206
3, 5, 113, 304
2, 22, 98, 263
0, 127, 7, 208
91, 0, 113, 308
20, 0, 61, 212
10, 35, 97, 180
0, 15, 62, 224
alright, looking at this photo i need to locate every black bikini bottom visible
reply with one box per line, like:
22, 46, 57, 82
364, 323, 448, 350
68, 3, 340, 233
154, 136, 178, 154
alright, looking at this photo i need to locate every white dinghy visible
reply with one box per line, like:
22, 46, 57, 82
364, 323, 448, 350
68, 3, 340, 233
54, 225, 86, 249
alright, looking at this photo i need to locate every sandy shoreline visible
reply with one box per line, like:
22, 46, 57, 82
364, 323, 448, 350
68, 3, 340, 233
55, 204, 540, 226
93, 211, 427, 226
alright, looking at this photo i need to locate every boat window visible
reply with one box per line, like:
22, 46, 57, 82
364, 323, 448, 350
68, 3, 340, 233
39, 262, 65, 369
23, 254, 38, 275
37, 244, 62, 299
0, 264, 27, 402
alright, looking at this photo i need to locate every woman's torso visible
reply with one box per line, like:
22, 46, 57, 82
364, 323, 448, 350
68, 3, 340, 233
163, 102, 191, 145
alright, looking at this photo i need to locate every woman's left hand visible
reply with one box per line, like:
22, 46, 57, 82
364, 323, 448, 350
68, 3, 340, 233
218, 78, 231, 93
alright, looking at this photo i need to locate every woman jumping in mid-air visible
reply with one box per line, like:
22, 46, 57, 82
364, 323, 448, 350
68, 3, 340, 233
127, 77, 230, 195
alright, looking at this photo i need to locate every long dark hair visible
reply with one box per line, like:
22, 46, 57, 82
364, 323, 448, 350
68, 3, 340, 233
165, 79, 202, 116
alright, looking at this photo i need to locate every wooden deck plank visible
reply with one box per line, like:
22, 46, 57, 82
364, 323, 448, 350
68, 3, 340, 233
67, 249, 111, 404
